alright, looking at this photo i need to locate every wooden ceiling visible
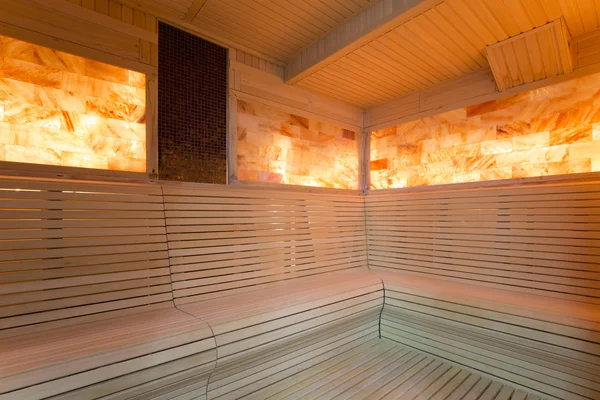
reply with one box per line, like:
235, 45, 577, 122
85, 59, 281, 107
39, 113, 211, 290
293, 0, 600, 108
124, 0, 374, 62
120, 0, 600, 109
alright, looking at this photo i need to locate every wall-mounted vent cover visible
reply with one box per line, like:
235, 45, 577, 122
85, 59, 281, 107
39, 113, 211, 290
485, 18, 572, 91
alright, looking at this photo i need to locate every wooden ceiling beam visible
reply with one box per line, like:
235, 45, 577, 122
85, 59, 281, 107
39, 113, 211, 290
284, 0, 444, 85
182, 0, 207, 23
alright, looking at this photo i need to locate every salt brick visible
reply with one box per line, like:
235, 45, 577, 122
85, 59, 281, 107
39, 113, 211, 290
512, 131, 549, 151
479, 138, 513, 155
439, 133, 462, 149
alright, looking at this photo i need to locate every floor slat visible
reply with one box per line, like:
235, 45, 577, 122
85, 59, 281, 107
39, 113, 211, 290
242, 338, 532, 400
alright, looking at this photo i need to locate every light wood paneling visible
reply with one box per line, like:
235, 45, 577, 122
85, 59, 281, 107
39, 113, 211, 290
0, 176, 217, 400
284, 0, 444, 85
244, 338, 531, 400
366, 179, 600, 303
163, 184, 367, 303
0, 177, 172, 337
1, 174, 599, 400
380, 272, 600, 400
183, 270, 383, 399
189, 0, 374, 63
296, 0, 600, 108
486, 18, 572, 91
367, 177, 600, 399
232, 48, 284, 79
0, 309, 216, 399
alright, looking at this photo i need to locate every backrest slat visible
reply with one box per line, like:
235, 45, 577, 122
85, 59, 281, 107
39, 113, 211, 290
366, 178, 600, 304
0, 177, 172, 338
163, 184, 368, 304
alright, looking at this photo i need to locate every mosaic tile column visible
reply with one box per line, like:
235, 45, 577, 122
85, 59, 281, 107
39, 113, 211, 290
157, 22, 227, 184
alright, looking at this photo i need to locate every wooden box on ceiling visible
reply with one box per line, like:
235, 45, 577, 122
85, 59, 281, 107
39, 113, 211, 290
485, 18, 573, 92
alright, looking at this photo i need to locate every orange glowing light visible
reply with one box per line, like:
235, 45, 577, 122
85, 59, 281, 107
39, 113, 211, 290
0, 35, 146, 172
237, 99, 359, 189
370, 72, 600, 189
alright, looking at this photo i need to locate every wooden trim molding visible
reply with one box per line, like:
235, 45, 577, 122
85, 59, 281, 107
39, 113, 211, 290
146, 74, 159, 177
367, 171, 600, 196
182, 0, 207, 23
227, 180, 364, 196
359, 128, 370, 194
227, 96, 238, 183
0, 162, 153, 184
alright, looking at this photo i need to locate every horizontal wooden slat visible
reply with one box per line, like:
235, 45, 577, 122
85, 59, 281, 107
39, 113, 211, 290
164, 186, 368, 301
381, 282, 600, 400
0, 177, 171, 332
366, 178, 600, 301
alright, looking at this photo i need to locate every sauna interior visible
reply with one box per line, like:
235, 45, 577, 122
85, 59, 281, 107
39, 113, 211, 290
0, 0, 599, 399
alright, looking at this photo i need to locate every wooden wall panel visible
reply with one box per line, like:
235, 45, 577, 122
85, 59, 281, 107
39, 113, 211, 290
0, 177, 172, 338
163, 184, 367, 304
366, 178, 600, 304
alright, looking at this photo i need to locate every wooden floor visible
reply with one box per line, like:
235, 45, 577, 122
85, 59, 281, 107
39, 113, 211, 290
241, 338, 536, 400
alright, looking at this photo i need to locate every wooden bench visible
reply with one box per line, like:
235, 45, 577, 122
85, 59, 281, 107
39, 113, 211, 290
366, 178, 600, 400
0, 177, 216, 399
0, 178, 382, 399
1, 174, 597, 400
240, 338, 536, 400
161, 184, 383, 399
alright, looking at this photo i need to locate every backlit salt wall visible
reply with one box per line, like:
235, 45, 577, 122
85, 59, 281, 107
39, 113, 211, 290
0, 35, 146, 172
237, 99, 358, 189
370, 72, 600, 189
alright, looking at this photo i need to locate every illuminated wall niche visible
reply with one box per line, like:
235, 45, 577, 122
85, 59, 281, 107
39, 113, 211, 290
0, 35, 146, 172
370, 72, 600, 189
237, 99, 359, 189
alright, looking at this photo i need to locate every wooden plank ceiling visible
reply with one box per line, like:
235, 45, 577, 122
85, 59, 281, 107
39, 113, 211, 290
294, 0, 600, 108
124, 0, 600, 109
128, 0, 374, 62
